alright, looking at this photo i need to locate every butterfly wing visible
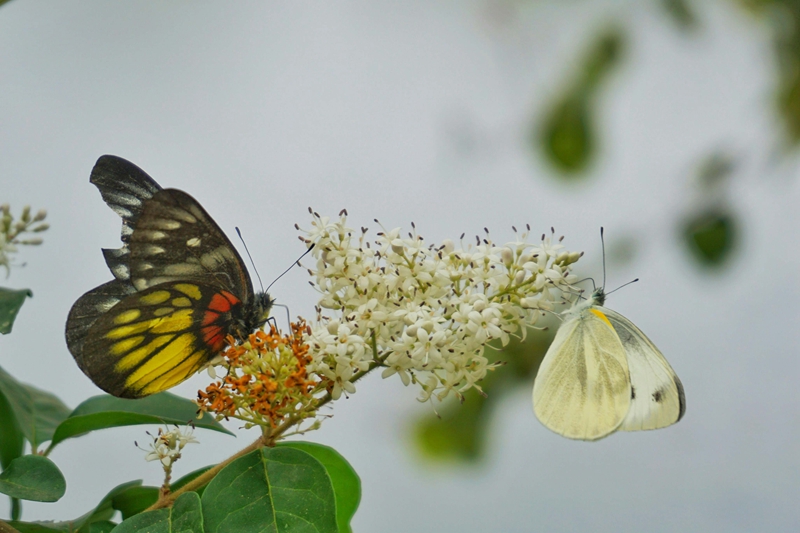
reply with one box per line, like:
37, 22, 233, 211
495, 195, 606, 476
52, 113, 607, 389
533, 307, 631, 441
66, 155, 261, 397
90, 155, 253, 298
75, 281, 246, 398
66, 279, 136, 363
603, 307, 686, 431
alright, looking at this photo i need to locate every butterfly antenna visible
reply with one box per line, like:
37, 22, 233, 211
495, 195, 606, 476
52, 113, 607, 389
271, 303, 292, 329
236, 227, 265, 292
600, 226, 607, 290
606, 278, 639, 297
265, 243, 315, 294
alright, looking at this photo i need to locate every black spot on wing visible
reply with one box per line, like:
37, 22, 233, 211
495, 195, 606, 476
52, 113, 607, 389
631, 386, 636, 400
652, 389, 663, 403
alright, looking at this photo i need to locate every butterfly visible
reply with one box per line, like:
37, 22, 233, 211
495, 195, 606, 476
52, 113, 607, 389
66, 155, 273, 399
532, 287, 685, 441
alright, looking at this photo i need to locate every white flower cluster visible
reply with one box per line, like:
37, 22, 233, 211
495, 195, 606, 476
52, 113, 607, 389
142, 426, 198, 467
298, 210, 582, 403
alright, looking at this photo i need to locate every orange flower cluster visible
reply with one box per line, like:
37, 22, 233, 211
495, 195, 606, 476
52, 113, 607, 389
197, 320, 320, 428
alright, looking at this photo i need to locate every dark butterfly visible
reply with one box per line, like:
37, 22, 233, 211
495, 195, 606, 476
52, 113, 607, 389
65, 155, 273, 398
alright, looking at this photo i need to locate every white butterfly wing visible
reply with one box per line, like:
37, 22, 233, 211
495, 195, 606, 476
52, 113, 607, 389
533, 308, 632, 441
602, 307, 686, 431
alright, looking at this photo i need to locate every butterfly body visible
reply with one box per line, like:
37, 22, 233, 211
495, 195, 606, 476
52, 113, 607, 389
66, 156, 272, 398
532, 288, 685, 441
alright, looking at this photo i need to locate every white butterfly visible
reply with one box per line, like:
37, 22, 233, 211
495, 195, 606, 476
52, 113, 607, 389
532, 287, 685, 441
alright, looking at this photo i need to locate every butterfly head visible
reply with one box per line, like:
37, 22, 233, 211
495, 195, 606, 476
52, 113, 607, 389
242, 291, 275, 332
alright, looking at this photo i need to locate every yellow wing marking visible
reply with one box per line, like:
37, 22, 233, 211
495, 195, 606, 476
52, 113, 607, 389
588, 308, 613, 329
174, 283, 202, 300
141, 350, 206, 395
153, 307, 174, 317
150, 309, 193, 333
113, 309, 141, 325
110, 335, 145, 355
172, 297, 192, 307
117, 334, 174, 371
125, 332, 196, 389
105, 320, 157, 339
139, 290, 171, 305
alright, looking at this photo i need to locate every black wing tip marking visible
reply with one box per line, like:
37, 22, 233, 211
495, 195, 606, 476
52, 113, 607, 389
675, 375, 686, 422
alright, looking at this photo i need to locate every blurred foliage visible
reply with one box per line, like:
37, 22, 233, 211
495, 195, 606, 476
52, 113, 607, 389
680, 152, 739, 268
661, 0, 699, 30
537, 27, 626, 176
682, 209, 737, 266
414, 324, 555, 462
738, 0, 800, 144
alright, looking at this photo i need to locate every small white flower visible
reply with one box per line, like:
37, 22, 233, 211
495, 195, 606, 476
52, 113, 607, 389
298, 212, 581, 404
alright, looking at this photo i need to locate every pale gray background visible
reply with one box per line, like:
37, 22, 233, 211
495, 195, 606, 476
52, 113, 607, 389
1, 1, 798, 531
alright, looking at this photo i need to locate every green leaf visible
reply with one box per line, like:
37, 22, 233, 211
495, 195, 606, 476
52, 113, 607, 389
11, 481, 144, 532
0, 366, 71, 450
535, 27, 625, 177
0, 288, 31, 335
171, 465, 213, 499
202, 447, 337, 533
50, 392, 232, 448
278, 442, 361, 533
88, 523, 117, 533
111, 486, 159, 520
682, 209, 737, 267
172, 465, 213, 492
68, 481, 142, 533
0, 455, 65, 502
0, 384, 24, 469
660, 0, 698, 30
109, 509, 168, 533
110, 465, 214, 519
538, 95, 594, 175
111, 492, 202, 533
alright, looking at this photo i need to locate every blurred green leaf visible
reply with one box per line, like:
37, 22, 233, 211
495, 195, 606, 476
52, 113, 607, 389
279, 442, 361, 533
202, 447, 337, 533
0, 288, 31, 335
582, 29, 625, 91
111, 492, 202, 533
539, 96, 594, 175
661, 0, 698, 31
696, 152, 735, 190
0, 367, 71, 450
415, 326, 554, 462
682, 209, 737, 267
0, 455, 65, 502
50, 392, 232, 448
536, 27, 625, 176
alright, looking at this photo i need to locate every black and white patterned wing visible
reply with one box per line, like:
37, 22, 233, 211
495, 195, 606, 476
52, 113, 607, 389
90, 155, 162, 282
126, 187, 253, 299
